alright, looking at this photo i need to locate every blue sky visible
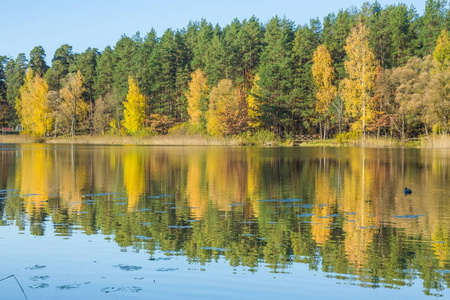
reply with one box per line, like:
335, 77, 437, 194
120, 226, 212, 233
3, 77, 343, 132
1, 0, 426, 64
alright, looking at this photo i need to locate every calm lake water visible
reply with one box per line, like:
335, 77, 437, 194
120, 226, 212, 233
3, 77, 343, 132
0, 144, 449, 299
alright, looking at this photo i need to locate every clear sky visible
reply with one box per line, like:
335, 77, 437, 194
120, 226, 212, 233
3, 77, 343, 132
1, 0, 426, 64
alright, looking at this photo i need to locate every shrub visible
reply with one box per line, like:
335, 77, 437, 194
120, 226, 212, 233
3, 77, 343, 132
168, 123, 205, 136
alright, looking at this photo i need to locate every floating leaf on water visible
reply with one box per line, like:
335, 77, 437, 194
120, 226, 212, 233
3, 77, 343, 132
138, 208, 152, 211
83, 192, 118, 197
300, 204, 314, 208
257, 199, 278, 203
200, 247, 231, 251
26, 264, 46, 270
135, 235, 152, 240
56, 282, 90, 290
280, 198, 302, 203
393, 214, 425, 218
297, 213, 315, 217
29, 275, 50, 281
29, 283, 49, 289
168, 225, 193, 229
114, 264, 143, 271
101, 286, 142, 293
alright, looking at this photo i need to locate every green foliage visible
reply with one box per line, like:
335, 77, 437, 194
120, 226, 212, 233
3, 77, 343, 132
168, 122, 205, 135
4, 4, 450, 140
335, 131, 360, 145
244, 129, 278, 146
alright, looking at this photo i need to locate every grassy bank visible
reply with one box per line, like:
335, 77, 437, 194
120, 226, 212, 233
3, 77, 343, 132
1, 134, 241, 146
1, 134, 449, 148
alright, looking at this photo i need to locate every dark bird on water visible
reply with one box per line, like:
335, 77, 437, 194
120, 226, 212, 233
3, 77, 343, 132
404, 187, 412, 195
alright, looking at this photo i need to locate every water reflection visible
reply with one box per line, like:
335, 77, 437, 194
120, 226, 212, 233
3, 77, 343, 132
0, 145, 449, 296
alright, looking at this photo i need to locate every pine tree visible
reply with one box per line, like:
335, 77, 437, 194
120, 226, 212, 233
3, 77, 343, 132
29, 46, 49, 77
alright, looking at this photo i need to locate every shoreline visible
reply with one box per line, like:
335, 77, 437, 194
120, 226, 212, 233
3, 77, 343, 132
1, 134, 448, 149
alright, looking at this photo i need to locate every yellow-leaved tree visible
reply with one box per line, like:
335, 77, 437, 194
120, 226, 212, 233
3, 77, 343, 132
16, 69, 53, 136
185, 69, 209, 125
59, 70, 87, 136
247, 74, 262, 129
312, 44, 337, 139
433, 29, 450, 71
340, 21, 379, 135
123, 76, 147, 135
207, 79, 247, 136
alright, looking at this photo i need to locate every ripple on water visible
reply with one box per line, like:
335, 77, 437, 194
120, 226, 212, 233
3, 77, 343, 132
156, 267, 179, 272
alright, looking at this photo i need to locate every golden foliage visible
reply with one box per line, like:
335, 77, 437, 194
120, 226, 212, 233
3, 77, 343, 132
16, 69, 53, 136
312, 45, 337, 115
247, 74, 262, 129
207, 79, 247, 136
433, 29, 450, 71
123, 150, 145, 212
60, 70, 87, 136
185, 69, 209, 125
123, 76, 147, 134
341, 21, 379, 133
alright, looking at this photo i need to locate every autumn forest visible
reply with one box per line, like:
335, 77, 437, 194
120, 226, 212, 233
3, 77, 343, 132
1, 0, 450, 140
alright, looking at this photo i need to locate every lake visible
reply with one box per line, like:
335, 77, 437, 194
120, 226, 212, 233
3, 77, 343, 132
0, 144, 449, 299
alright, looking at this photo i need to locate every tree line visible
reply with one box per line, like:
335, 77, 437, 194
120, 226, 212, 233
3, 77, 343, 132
1, 0, 449, 139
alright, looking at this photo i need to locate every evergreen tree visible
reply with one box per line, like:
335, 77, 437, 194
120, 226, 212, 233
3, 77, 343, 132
291, 19, 321, 134
0, 56, 8, 125
29, 46, 49, 77
95, 46, 115, 98
112, 34, 140, 100
5, 53, 28, 124
76, 47, 99, 134
415, 0, 448, 56
258, 16, 295, 135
